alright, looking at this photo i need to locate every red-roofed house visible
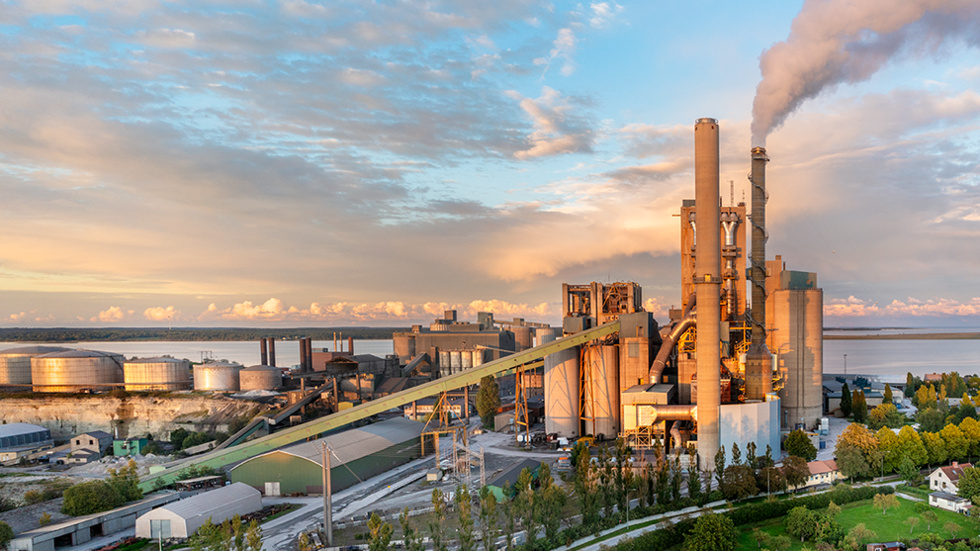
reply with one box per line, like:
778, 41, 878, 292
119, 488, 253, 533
928, 462, 973, 495
805, 459, 841, 487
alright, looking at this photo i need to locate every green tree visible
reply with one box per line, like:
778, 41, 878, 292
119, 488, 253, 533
0, 521, 13, 551
784, 429, 818, 461
454, 485, 475, 551
782, 455, 809, 490
883, 383, 893, 404
786, 506, 818, 542
428, 488, 447, 551
852, 390, 868, 423
840, 382, 852, 417
477, 487, 497, 551
61, 481, 124, 516
367, 513, 393, 551
399, 507, 425, 551
684, 512, 738, 551
475, 376, 501, 429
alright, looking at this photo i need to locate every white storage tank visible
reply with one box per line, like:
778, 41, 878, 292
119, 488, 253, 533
544, 345, 580, 438
0, 346, 71, 385
124, 357, 191, 391
583, 344, 620, 440
239, 365, 282, 391
193, 361, 243, 392
31, 349, 124, 393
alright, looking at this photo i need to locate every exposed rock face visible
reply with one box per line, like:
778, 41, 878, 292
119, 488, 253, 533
0, 394, 260, 439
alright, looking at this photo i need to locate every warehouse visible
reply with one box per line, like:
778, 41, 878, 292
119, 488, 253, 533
134, 483, 261, 539
230, 417, 423, 495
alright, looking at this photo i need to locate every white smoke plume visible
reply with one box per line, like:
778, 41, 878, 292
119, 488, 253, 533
752, 0, 980, 145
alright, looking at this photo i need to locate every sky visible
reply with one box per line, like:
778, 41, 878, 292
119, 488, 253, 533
1, 0, 980, 328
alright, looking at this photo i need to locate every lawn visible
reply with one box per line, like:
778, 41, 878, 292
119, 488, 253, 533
736, 497, 979, 550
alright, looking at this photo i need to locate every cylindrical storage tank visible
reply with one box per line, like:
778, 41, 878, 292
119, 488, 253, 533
124, 357, 191, 391
193, 361, 242, 392
31, 349, 124, 393
472, 348, 485, 367
535, 328, 556, 348
439, 350, 450, 371
544, 345, 580, 438
583, 344, 620, 440
513, 326, 533, 352
461, 349, 473, 370
239, 364, 282, 391
449, 350, 462, 372
0, 346, 71, 385
774, 288, 824, 430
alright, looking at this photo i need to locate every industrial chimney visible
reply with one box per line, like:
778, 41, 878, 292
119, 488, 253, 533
744, 147, 773, 400
694, 118, 721, 465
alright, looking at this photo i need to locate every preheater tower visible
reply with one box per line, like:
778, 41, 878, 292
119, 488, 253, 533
694, 118, 721, 463
744, 146, 773, 400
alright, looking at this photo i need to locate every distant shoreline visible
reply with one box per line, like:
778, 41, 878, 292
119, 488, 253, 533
824, 332, 980, 340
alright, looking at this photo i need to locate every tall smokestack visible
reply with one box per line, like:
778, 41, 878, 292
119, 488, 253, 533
260, 338, 268, 366
745, 147, 773, 400
694, 117, 721, 465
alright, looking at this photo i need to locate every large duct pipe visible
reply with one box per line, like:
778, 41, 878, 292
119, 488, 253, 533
268, 338, 276, 367
260, 338, 268, 366
694, 117, 721, 464
648, 294, 696, 384
745, 146, 773, 400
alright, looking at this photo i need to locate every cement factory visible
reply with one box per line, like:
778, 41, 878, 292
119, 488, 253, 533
0, 118, 824, 481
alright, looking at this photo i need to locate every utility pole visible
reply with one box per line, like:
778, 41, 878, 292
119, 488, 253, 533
322, 442, 333, 547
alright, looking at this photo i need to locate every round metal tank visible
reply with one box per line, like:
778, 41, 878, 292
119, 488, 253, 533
535, 328, 556, 348
449, 350, 462, 372
193, 361, 242, 392
583, 344, 620, 440
0, 346, 71, 385
461, 349, 473, 370
124, 357, 191, 391
544, 345, 580, 438
773, 288, 824, 430
512, 326, 533, 352
31, 349, 124, 393
239, 364, 282, 391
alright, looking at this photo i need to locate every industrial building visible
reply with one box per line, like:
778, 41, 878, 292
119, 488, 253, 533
0, 423, 53, 462
230, 417, 423, 495
134, 483, 261, 539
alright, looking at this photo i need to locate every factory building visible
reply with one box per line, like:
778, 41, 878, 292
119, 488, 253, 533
230, 417, 423, 495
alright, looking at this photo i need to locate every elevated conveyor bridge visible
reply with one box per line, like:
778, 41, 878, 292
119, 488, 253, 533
139, 320, 619, 491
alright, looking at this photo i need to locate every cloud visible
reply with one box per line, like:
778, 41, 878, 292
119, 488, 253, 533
508, 87, 595, 159
144, 305, 179, 321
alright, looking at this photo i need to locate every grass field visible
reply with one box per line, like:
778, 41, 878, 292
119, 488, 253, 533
735, 497, 979, 550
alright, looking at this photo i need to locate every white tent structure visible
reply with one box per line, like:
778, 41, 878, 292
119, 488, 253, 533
135, 483, 261, 539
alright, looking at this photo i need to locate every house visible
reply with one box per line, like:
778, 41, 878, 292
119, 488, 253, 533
928, 462, 973, 495
804, 459, 841, 487
929, 491, 972, 514
70, 431, 112, 461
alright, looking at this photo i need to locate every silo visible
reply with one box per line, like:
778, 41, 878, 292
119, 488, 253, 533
239, 365, 282, 391
193, 361, 243, 392
773, 288, 823, 430
31, 349, 124, 393
513, 326, 533, 351
461, 350, 473, 370
0, 346, 71, 385
124, 357, 191, 391
583, 345, 620, 439
545, 346, 579, 438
